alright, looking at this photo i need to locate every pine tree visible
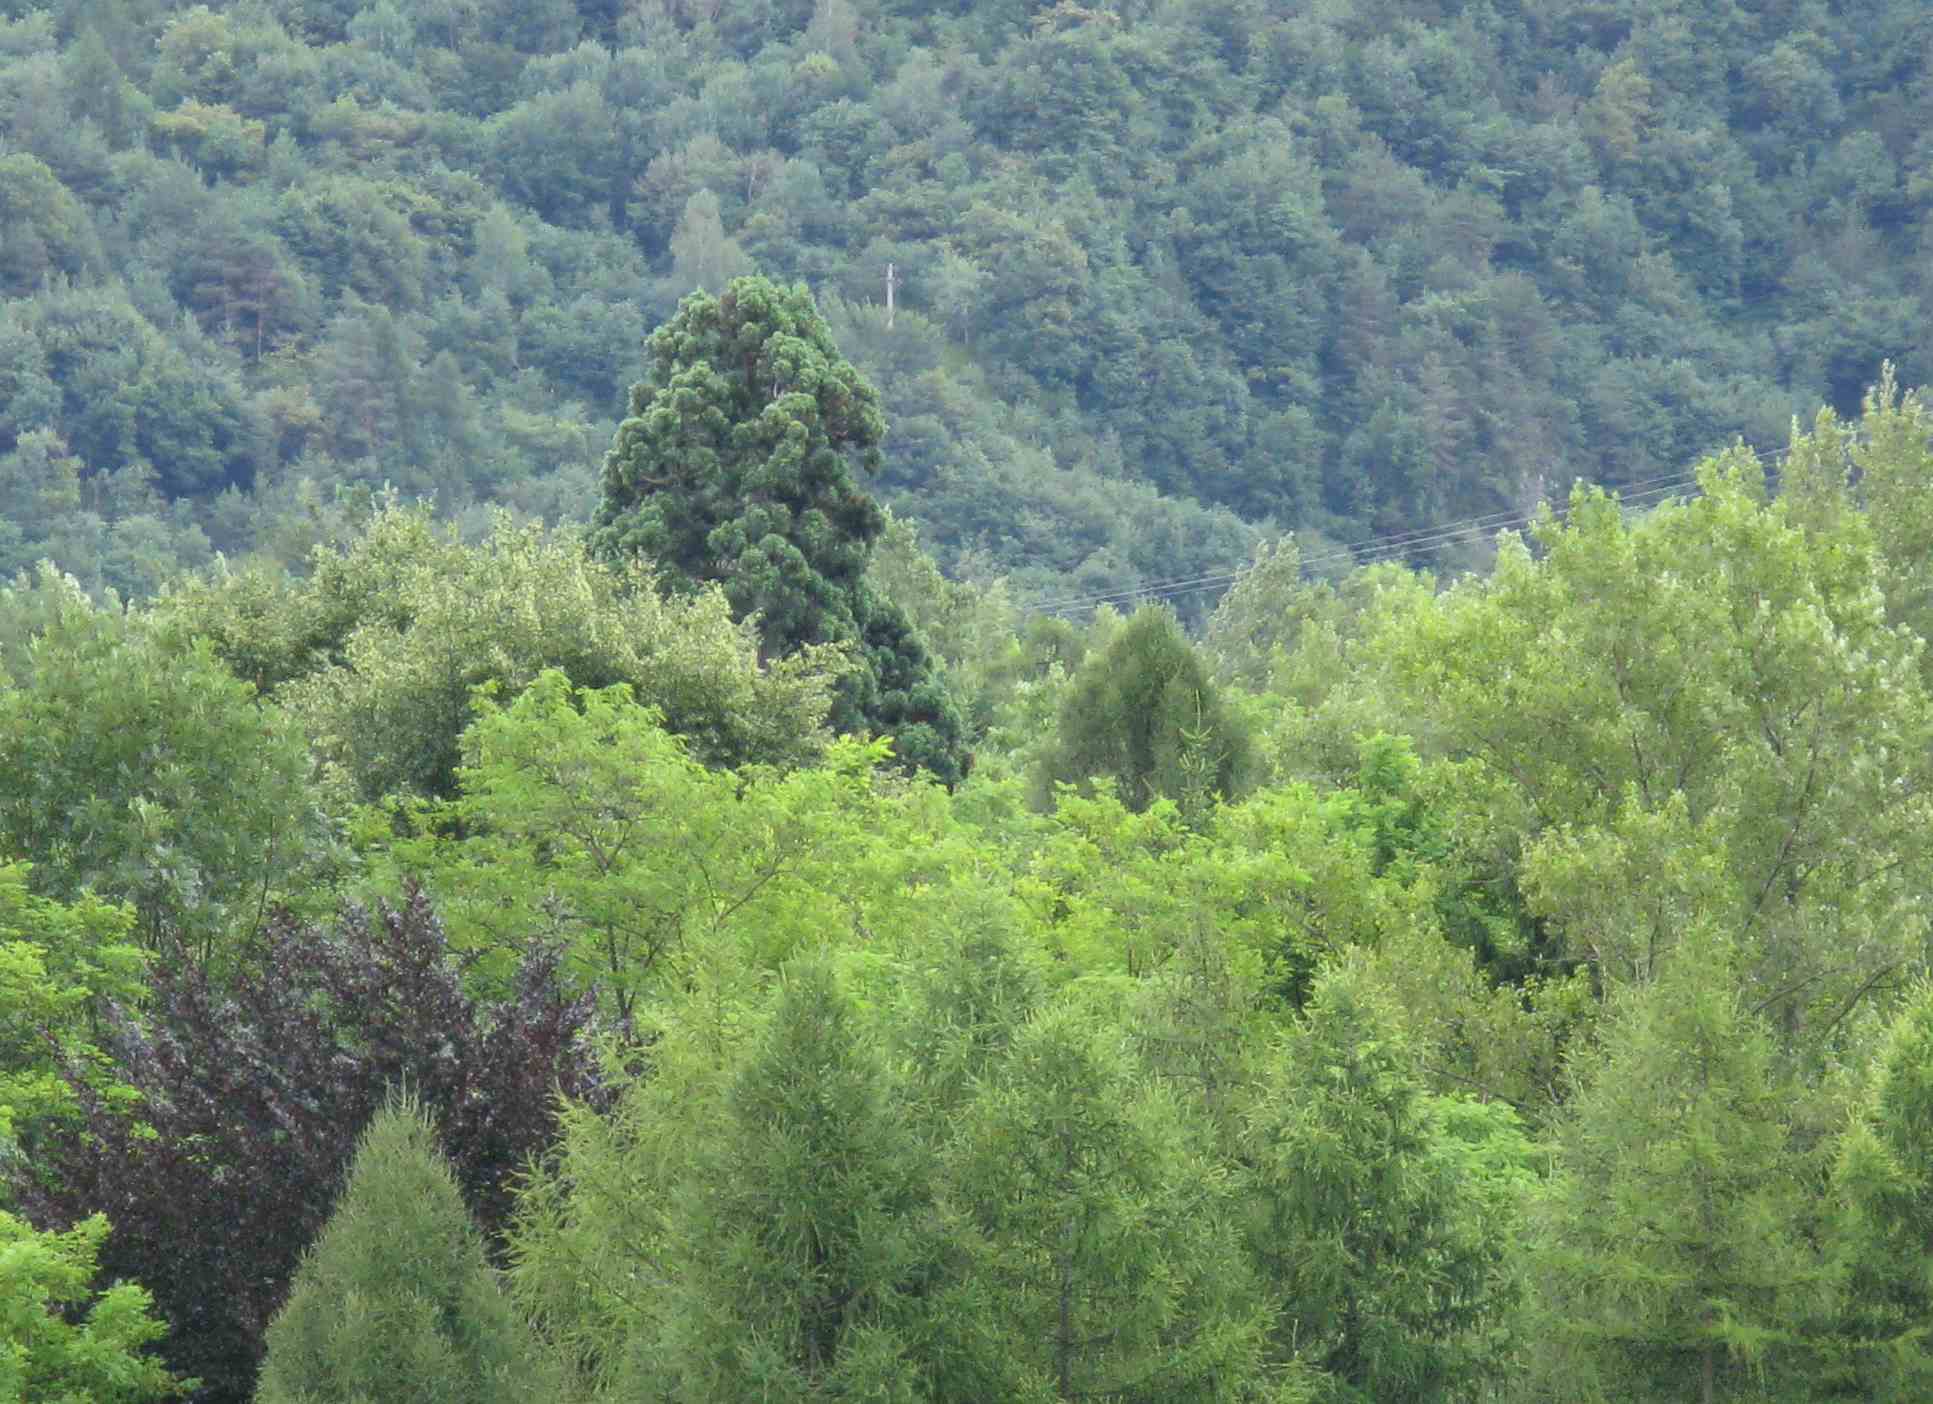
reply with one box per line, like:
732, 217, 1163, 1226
942, 1003, 1273, 1402
1240, 964, 1518, 1404
658, 959, 934, 1402
1828, 981, 1933, 1400
255, 1095, 561, 1404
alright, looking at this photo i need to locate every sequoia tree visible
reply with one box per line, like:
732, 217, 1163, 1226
593, 275, 968, 785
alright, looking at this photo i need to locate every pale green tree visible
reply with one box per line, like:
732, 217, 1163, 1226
1034, 605, 1256, 817
1780, 365, 1933, 689
374, 671, 894, 1022
0, 565, 325, 966
164, 505, 841, 801
507, 958, 938, 1402
651, 961, 935, 1403
1826, 981, 1933, 1399
940, 1002, 1276, 1402
1378, 452, 1933, 1046
0, 865, 145, 1159
256, 1095, 561, 1404
667, 188, 755, 295
0, 1211, 182, 1404
1527, 936, 1827, 1404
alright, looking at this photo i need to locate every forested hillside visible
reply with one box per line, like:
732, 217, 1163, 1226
4, 0, 1930, 602
13, 1, 1933, 1402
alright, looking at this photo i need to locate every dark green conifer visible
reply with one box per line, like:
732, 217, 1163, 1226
594, 275, 969, 785
1034, 604, 1254, 814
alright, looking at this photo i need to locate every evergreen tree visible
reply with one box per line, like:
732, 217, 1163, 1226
1529, 938, 1827, 1404
1827, 981, 1933, 1399
592, 275, 968, 785
1240, 964, 1518, 1404
256, 1095, 561, 1404
657, 959, 935, 1402
941, 1003, 1273, 1402
1034, 605, 1254, 815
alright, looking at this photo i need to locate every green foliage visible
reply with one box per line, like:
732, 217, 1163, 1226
1035, 605, 1255, 816
595, 274, 968, 784
0, 1211, 183, 1404
1, 0, 1929, 610
0, 564, 325, 964
1378, 449, 1933, 1044
166, 504, 839, 800
373, 669, 899, 1023
256, 1095, 561, 1404
22, 884, 599, 1404
655, 960, 935, 1401
1241, 965, 1521, 1404
941, 1001, 1273, 1403
0, 865, 144, 1158
9, 13, 1933, 1394
1828, 981, 1933, 1399
865, 509, 1021, 737
1780, 365, 1933, 692
1529, 939, 1827, 1402
0, 154, 100, 297
593, 275, 888, 639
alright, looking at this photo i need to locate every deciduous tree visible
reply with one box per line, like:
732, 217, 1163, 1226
0, 1211, 183, 1404
0, 565, 324, 967
25, 887, 598, 1404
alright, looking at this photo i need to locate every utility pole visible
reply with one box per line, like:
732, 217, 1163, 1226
886, 261, 899, 330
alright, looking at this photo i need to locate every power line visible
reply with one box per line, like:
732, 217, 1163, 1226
1026, 474, 1694, 615
1026, 448, 1791, 618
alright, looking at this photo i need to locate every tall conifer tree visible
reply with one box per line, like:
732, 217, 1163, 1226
1828, 982, 1933, 1399
1530, 940, 1826, 1404
1035, 605, 1254, 815
594, 275, 968, 785
1240, 965, 1515, 1404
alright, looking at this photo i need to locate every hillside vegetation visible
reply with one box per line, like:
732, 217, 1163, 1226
4, 0, 1929, 603
1, 368, 1932, 1402
10, 3, 1933, 1402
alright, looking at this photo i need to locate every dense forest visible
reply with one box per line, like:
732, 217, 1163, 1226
9, 340, 1933, 1400
5, 0, 1933, 604
10, 0, 1933, 1401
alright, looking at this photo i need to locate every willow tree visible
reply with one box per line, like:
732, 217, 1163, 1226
593, 275, 969, 785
